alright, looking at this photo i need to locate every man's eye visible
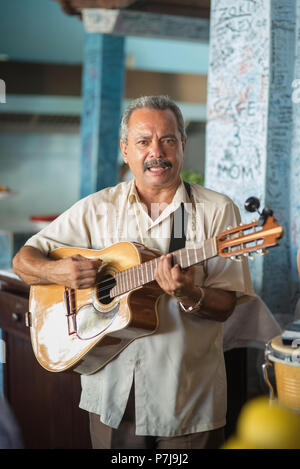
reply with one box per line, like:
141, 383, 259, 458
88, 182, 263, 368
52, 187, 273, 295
137, 140, 147, 146
163, 139, 176, 145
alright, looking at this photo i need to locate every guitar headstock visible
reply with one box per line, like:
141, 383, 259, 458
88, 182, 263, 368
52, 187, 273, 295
217, 197, 284, 261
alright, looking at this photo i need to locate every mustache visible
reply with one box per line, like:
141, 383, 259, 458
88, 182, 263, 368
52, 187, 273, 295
144, 159, 172, 170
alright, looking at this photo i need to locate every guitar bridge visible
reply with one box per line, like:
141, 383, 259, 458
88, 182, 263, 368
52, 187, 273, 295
64, 288, 77, 335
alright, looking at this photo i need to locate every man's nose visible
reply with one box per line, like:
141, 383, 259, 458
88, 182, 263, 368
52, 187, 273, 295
149, 140, 164, 157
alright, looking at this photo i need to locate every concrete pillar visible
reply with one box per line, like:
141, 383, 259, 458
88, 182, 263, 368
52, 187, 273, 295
80, 33, 125, 198
205, 0, 299, 318
290, 1, 300, 311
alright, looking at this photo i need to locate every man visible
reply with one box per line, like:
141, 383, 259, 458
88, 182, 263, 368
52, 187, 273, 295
13, 95, 254, 449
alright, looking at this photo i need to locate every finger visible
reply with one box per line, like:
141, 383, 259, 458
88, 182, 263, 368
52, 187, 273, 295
180, 265, 196, 283
155, 256, 171, 289
77, 257, 102, 272
161, 254, 173, 277
91, 257, 102, 266
78, 279, 97, 289
72, 254, 88, 261
154, 256, 164, 283
163, 255, 183, 285
160, 255, 174, 284
170, 263, 182, 282
88, 258, 103, 273
77, 269, 99, 280
75, 268, 101, 288
166, 254, 182, 275
160, 257, 183, 294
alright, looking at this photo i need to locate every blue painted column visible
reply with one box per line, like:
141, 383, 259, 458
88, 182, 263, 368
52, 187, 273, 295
290, 1, 300, 311
206, 0, 299, 318
80, 33, 125, 198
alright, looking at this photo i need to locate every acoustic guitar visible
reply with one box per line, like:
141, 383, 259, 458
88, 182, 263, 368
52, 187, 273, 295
27, 212, 283, 375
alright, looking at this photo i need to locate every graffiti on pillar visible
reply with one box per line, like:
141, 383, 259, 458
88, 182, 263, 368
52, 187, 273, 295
262, 0, 296, 316
206, 0, 299, 316
206, 0, 270, 218
291, 1, 300, 246
288, 0, 300, 308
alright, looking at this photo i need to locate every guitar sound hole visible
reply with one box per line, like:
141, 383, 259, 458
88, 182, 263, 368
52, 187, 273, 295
96, 274, 116, 305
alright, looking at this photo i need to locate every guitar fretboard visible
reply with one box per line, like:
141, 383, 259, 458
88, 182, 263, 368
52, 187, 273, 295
110, 238, 217, 298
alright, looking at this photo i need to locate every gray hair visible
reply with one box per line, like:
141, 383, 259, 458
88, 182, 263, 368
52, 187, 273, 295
120, 95, 186, 144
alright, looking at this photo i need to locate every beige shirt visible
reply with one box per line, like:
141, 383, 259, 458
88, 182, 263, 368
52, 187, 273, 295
25, 180, 254, 436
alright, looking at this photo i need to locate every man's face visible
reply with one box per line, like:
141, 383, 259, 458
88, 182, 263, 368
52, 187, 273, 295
120, 108, 186, 192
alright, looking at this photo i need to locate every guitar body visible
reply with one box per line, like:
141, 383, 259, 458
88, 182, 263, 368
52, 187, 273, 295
29, 242, 163, 374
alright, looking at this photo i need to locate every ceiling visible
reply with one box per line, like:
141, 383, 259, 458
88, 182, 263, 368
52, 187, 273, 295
0, 0, 210, 69
52, 0, 211, 19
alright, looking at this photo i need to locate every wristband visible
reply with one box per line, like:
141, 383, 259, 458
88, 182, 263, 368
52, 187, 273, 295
179, 286, 205, 313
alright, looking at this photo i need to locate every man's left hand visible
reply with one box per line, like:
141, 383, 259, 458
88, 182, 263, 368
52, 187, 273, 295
154, 253, 200, 305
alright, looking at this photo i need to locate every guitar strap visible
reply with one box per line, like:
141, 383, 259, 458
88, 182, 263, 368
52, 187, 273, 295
168, 181, 191, 253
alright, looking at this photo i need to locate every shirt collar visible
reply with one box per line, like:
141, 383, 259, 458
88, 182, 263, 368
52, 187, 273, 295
128, 179, 140, 204
128, 178, 193, 216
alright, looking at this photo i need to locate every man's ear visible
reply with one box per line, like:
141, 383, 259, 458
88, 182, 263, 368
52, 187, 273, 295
120, 139, 128, 164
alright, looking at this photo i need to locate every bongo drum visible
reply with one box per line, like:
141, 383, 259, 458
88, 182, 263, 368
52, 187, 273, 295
263, 335, 300, 410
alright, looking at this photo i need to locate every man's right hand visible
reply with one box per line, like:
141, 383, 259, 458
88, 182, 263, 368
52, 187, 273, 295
55, 254, 102, 289
13, 246, 102, 289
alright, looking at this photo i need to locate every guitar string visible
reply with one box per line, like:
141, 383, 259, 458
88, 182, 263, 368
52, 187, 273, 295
66, 258, 157, 304
67, 242, 223, 307
67, 246, 202, 306
90, 197, 148, 301
98, 196, 186, 299
68, 196, 182, 309
68, 237, 246, 306
93, 248, 190, 301
65, 214, 263, 308
67, 197, 202, 305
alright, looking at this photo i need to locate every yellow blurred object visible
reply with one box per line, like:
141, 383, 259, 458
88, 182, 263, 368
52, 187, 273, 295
222, 436, 256, 449
227, 396, 300, 449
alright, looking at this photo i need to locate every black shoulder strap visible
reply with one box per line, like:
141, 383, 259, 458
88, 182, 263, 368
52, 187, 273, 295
183, 181, 191, 199
168, 182, 191, 253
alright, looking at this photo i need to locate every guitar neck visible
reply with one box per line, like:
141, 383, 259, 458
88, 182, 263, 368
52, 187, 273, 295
110, 238, 217, 298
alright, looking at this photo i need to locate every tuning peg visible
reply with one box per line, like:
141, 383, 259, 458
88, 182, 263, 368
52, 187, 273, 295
244, 196, 274, 226
245, 197, 260, 213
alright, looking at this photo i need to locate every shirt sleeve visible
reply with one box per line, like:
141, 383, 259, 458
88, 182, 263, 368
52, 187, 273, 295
203, 201, 255, 304
25, 198, 92, 255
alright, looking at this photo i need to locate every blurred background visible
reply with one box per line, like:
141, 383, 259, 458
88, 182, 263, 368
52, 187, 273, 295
0, 0, 207, 236
0, 0, 299, 449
